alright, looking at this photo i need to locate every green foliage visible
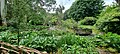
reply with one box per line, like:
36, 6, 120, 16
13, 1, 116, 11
21, 30, 72, 37
95, 32, 120, 52
2, 0, 120, 53
28, 8, 46, 25
44, 15, 59, 26
95, 6, 120, 34
78, 17, 97, 25
61, 44, 98, 54
0, 31, 97, 53
0, 30, 68, 52
58, 35, 95, 48
0, 31, 18, 45
6, 0, 46, 29
61, 19, 78, 29
0, 26, 8, 31
1, 31, 120, 53
57, 34, 98, 54
20, 36, 58, 52
64, 0, 104, 21
6, 0, 58, 30
57, 19, 78, 34
19, 33, 98, 53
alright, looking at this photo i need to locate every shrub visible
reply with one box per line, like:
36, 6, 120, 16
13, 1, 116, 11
78, 17, 97, 25
95, 6, 120, 34
59, 19, 78, 34
46, 16, 58, 26
61, 19, 78, 29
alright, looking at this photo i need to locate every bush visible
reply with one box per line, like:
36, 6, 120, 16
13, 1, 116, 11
58, 19, 78, 34
78, 17, 97, 25
61, 19, 78, 29
95, 6, 120, 34
46, 16, 58, 26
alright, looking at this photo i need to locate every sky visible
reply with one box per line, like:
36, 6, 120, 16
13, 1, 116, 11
56, 0, 115, 12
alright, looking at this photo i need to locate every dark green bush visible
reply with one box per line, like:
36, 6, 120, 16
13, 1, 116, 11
95, 6, 120, 34
78, 17, 97, 25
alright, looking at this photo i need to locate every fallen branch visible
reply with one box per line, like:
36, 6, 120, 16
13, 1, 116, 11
0, 41, 48, 54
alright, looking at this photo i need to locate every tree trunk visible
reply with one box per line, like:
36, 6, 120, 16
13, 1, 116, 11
0, 0, 2, 26
0, 0, 7, 26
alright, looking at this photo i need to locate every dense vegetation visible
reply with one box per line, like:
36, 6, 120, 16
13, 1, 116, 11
64, 0, 104, 21
95, 6, 120, 34
0, 0, 120, 54
0, 31, 120, 53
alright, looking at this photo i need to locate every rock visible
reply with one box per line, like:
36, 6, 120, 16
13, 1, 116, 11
75, 28, 92, 36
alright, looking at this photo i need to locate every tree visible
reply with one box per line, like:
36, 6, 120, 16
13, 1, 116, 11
5, 0, 57, 26
115, 0, 120, 6
4, 0, 57, 45
0, 0, 7, 26
64, 0, 104, 21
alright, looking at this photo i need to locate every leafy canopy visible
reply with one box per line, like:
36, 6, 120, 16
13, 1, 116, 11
64, 0, 104, 21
